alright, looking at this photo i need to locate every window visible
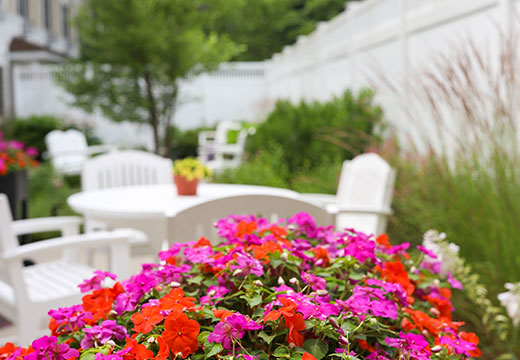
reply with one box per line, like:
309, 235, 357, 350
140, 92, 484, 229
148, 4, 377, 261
43, 0, 52, 30
61, 4, 69, 39
17, 0, 28, 18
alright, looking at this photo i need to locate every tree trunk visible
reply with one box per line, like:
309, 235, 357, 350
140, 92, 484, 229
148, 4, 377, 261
163, 86, 178, 157
144, 72, 161, 154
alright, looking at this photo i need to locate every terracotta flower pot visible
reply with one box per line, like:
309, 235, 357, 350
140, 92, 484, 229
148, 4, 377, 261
174, 175, 199, 196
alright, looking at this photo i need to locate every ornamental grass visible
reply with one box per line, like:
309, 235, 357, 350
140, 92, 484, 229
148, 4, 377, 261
1, 213, 481, 359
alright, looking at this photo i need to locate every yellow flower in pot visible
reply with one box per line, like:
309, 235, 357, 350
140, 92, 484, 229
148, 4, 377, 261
173, 158, 211, 196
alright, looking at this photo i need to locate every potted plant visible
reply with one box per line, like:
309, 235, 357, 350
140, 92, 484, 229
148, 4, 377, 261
0, 132, 39, 221
173, 157, 210, 196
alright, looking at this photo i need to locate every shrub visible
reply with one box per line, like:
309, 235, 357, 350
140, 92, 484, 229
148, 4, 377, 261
1, 213, 482, 360
169, 126, 208, 160
245, 89, 383, 174
0, 116, 61, 159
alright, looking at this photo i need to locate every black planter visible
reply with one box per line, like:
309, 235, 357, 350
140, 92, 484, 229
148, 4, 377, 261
0, 170, 28, 221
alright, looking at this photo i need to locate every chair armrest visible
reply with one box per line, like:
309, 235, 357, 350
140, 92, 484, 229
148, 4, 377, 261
300, 193, 337, 207
12, 217, 82, 237
3, 229, 146, 261
327, 204, 393, 216
214, 144, 243, 155
85, 145, 116, 155
199, 131, 216, 145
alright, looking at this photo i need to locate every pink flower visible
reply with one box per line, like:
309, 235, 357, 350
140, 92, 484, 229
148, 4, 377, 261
439, 336, 476, 356
78, 270, 117, 293
230, 254, 263, 277
25, 147, 39, 157
301, 271, 327, 291
446, 272, 463, 289
25, 336, 79, 360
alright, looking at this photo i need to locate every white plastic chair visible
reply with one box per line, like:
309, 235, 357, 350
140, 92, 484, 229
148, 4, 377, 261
0, 194, 143, 346
302, 153, 395, 236
45, 129, 114, 176
81, 150, 173, 191
167, 194, 334, 244
198, 121, 251, 172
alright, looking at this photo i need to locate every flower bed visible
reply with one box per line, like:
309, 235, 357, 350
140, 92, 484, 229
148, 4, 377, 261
1, 213, 480, 359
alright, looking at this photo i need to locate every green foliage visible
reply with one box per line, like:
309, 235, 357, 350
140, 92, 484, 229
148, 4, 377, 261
58, 0, 241, 154
246, 89, 383, 174
208, 0, 355, 61
213, 145, 342, 194
382, 144, 520, 357
169, 126, 214, 160
28, 162, 80, 241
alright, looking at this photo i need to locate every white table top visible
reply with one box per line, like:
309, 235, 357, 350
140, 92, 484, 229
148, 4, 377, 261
67, 183, 299, 219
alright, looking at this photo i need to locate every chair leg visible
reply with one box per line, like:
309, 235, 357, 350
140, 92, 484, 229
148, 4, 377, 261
18, 311, 41, 347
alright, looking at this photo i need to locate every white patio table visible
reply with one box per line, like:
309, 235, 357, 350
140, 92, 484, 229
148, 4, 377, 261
67, 183, 298, 256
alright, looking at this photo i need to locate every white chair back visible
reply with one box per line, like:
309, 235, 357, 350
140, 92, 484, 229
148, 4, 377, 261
45, 129, 89, 175
335, 153, 395, 235
0, 194, 17, 254
167, 194, 334, 245
82, 150, 173, 191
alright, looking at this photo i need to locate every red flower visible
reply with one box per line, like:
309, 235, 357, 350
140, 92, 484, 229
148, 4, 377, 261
154, 336, 170, 360
159, 288, 196, 312
123, 338, 153, 360
235, 221, 257, 238
131, 305, 164, 334
458, 332, 482, 357
302, 353, 317, 360
265, 298, 306, 346
162, 311, 200, 358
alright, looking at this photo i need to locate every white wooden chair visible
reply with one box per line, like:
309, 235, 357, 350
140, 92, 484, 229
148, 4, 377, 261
302, 153, 395, 236
81, 150, 173, 191
198, 121, 251, 172
45, 129, 114, 176
166, 194, 334, 244
81, 150, 173, 256
0, 194, 143, 346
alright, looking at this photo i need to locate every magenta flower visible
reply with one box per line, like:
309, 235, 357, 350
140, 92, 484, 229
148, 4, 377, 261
288, 212, 318, 237
184, 246, 215, 264
7, 140, 23, 150
208, 314, 262, 350
385, 332, 431, 360
301, 271, 327, 291
80, 320, 127, 349
78, 270, 117, 293
439, 336, 476, 356
25, 147, 39, 157
200, 285, 230, 305
48, 305, 92, 332
343, 237, 377, 264
25, 336, 79, 360
230, 254, 263, 277
417, 245, 438, 259
446, 272, 463, 289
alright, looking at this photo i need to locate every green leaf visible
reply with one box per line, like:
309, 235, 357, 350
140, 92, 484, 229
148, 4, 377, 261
302, 339, 328, 360
205, 343, 223, 359
188, 275, 204, 285
273, 346, 291, 358
258, 331, 276, 344
248, 295, 263, 307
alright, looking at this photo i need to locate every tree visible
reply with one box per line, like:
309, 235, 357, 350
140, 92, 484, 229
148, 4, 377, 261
58, 0, 241, 155
206, 0, 353, 61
